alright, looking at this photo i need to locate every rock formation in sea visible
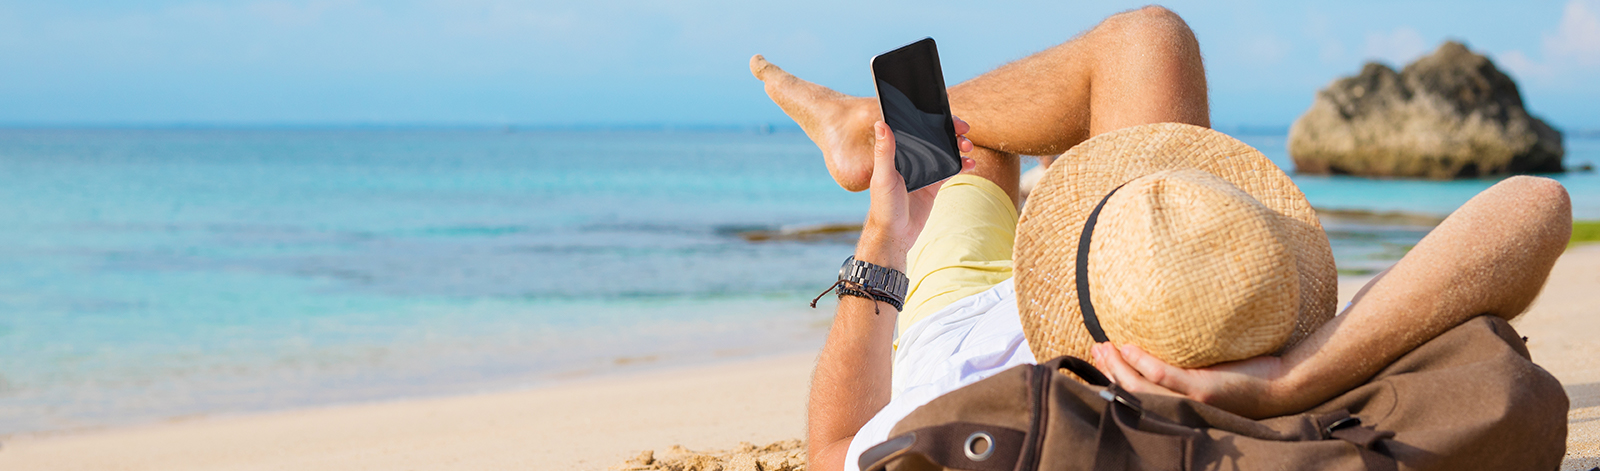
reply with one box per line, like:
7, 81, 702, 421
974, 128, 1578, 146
1288, 41, 1564, 179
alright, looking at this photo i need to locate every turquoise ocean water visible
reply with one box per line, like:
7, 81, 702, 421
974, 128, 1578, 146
2, 128, 1597, 434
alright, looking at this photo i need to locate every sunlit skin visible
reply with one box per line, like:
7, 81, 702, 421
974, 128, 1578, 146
751, 5, 1207, 205
757, 6, 1570, 471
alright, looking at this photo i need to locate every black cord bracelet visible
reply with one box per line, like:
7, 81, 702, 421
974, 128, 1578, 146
810, 280, 905, 313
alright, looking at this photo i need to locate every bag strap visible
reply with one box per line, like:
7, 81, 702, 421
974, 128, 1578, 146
1040, 355, 1112, 387
858, 422, 1027, 471
1091, 384, 1137, 471
1316, 411, 1399, 471
1089, 383, 1195, 471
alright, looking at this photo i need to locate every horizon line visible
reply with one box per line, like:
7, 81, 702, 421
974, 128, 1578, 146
0, 121, 1290, 132
1, 122, 1595, 138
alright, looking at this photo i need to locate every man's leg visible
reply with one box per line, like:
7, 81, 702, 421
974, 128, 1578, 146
751, 5, 1209, 198
1306, 175, 1570, 352
948, 5, 1209, 157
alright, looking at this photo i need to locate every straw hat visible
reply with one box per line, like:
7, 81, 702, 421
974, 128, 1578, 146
1014, 123, 1336, 369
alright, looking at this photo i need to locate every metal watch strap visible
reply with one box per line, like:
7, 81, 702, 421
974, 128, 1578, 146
839, 256, 909, 310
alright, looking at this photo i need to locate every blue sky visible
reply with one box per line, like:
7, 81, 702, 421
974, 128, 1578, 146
0, 0, 1597, 128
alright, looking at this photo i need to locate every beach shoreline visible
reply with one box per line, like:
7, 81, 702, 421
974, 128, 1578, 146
0, 351, 818, 471
3, 245, 1598, 470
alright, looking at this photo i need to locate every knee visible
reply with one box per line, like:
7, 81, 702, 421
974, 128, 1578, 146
1118, 5, 1185, 25
1096, 5, 1199, 53
1492, 175, 1572, 245
1496, 176, 1571, 217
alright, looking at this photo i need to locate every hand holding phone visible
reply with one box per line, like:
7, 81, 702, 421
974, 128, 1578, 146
871, 38, 963, 193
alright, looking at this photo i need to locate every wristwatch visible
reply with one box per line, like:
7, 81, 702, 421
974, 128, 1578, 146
838, 256, 909, 310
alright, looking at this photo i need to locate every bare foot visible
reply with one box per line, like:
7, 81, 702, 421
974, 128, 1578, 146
750, 54, 879, 192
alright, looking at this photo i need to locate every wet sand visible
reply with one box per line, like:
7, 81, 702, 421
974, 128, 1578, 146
3, 245, 1598, 470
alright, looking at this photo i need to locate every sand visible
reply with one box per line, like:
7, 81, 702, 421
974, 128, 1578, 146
0, 354, 815, 471
3, 245, 1599, 470
1513, 244, 1600, 470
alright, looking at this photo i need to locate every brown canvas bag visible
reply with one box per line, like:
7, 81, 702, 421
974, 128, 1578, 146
859, 316, 1568, 471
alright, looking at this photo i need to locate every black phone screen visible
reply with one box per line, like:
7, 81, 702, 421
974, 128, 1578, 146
871, 38, 961, 193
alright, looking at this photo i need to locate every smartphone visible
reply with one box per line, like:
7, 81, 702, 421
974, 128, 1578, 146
871, 37, 962, 193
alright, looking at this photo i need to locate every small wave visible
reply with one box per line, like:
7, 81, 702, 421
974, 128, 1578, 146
417, 225, 530, 237
579, 222, 708, 236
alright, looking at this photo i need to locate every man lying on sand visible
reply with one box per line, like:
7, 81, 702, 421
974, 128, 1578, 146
751, 6, 1572, 471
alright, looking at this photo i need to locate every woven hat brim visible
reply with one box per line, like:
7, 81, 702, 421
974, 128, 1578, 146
1013, 123, 1336, 367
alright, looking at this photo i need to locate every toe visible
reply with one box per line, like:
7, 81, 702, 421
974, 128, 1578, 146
749, 54, 771, 80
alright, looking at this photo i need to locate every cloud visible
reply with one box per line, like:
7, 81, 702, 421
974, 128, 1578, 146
1499, 0, 1600, 83
1497, 49, 1553, 79
1545, 0, 1600, 66
1362, 27, 1428, 67
1242, 33, 1292, 65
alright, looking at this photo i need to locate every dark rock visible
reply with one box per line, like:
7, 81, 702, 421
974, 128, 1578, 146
1289, 41, 1565, 179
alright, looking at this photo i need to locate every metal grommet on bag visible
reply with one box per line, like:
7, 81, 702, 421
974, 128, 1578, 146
1324, 417, 1362, 437
963, 431, 994, 462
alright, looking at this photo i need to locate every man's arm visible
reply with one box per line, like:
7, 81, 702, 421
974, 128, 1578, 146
808, 289, 897, 470
808, 121, 972, 470
1094, 176, 1572, 418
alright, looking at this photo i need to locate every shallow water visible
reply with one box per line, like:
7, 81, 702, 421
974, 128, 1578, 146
0, 128, 1595, 433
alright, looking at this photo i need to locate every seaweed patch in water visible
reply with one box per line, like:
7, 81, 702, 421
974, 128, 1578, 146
734, 223, 862, 243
